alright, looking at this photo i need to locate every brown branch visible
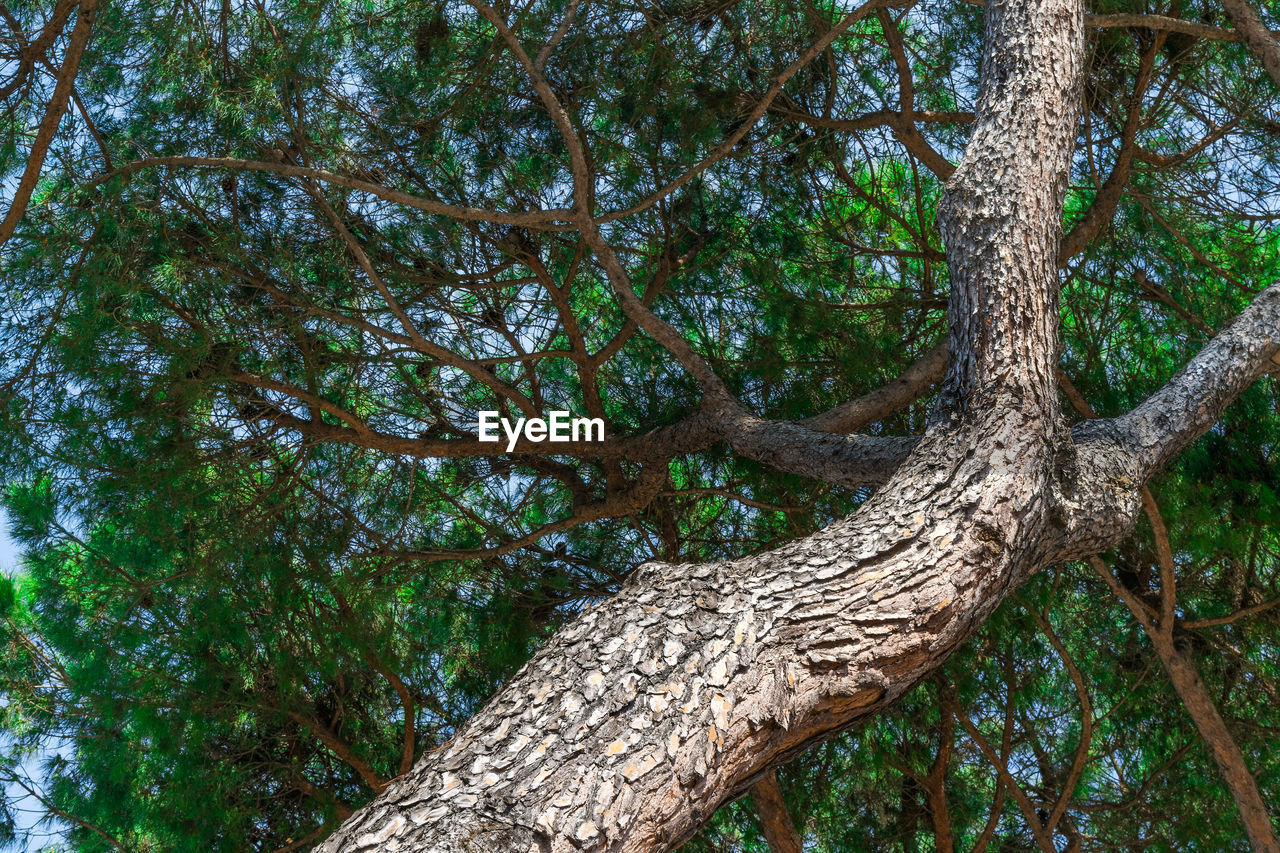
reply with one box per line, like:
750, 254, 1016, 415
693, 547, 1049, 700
924, 694, 956, 853
969, 663, 1018, 853
1089, 557, 1280, 852
659, 487, 818, 516
0, 0, 98, 249
955, 710, 1057, 853
270, 823, 329, 853
873, 6, 961, 178
1140, 488, 1178, 637
0, 0, 76, 100
748, 769, 804, 853
292, 773, 355, 820
1135, 269, 1216, 337
1221, 0, 1280, 84
1058, 38, 1158, 261
1074, 351, 1278, 851
304, 184, 540, 416
93, 157, 572, 228
970, 773, 1007, 853
466, 0, 734, 398
363, 653, 417, 777
387, 464, 669, 563
1027, 608, 1094, 837
533, 0, 582, 70
287, 711, 389, 793
1086, 12, 1268, 42
1133, 118, 1238, 171
774, 103, 963, 179
772, 102, 974, 134
21, 0, 78, 57
801, 341, 945, 432
1183, 595, 1280, 629
0, 769, 128, 852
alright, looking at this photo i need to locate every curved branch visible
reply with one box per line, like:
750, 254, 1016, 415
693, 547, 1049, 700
92, 157, 572, 228
1058, 38, 1157, 261
800, 342, 946, 433
1052, 283, 1280, 563
286, 711, 389, 793
1086, 12, 1262, 42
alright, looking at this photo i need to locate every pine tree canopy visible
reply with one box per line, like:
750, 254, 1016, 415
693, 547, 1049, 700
1, 0, 1279, 849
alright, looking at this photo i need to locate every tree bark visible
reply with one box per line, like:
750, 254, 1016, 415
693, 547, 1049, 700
1223, 0, 1280, 88
1158, 645, 1280, 852
747, 769, 804, 853
1091, 556, 1280, 852
310, 0, 1280, 848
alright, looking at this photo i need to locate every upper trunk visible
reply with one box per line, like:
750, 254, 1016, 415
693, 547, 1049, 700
935, 0, 1081, 424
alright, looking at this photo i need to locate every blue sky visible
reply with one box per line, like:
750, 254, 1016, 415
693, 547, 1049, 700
0, 512, 15, 578
0, 512, 65, 852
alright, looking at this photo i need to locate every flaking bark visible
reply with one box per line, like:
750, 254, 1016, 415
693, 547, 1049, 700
312, 0, 1280, 848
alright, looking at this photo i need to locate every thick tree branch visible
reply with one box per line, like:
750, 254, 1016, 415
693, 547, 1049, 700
715, 406, 918, 489
1100, 281, 1280, 482
1222, 0, 1280, 86
922, 694, 957, 853
1062, 371, 1278, 851
1051, 284, 1280, 562
315, 0, 1089, 848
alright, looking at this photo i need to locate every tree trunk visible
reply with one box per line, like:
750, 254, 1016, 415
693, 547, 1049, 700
312, 0, 1280, 848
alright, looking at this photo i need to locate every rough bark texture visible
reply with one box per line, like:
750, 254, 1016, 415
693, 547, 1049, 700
1223, 0, 1280, 87
311, 0, 1280, 848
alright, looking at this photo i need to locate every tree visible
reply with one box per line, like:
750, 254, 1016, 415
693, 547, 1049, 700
1, 0, 1279, 850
